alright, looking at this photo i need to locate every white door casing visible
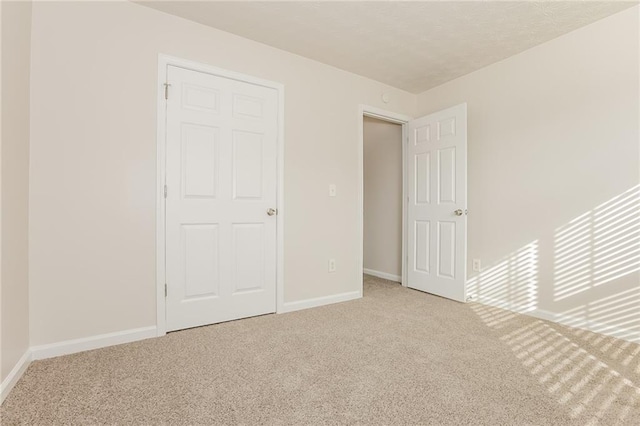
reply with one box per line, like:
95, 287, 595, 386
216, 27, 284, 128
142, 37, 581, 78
164, 64, 279, 331
406, 103, 467, 302
357, 105, 413, 293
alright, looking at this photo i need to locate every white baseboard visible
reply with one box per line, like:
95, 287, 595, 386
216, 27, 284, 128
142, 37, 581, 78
280, 291, 361, 314
0, 350, 32, 405
475, 295, 640, 344
363, 268, 401, 283
530, 308, 640, 344
474, 295, 537, 315
30, 326, 157, 361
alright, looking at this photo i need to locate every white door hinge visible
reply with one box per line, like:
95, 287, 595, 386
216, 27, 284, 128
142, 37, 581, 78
164, 185, 167, 198
165, 283, 168, 297
164, 83, 171, 100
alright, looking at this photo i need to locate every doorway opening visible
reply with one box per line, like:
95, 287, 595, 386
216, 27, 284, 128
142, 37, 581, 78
363, 116, 404, 287
358, 106, 411, 297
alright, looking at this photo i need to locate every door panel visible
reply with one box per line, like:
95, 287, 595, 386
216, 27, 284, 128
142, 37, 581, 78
437, 221, 456, 279
232, 131, 264, 199
415, 221, 430, 272
183, 224, 219, 298
415, 153, 430, 204
165, 65, 278, 331
232, 223, 265, 294
437, 147, 456, 204
407, 104, 467, 302
181, 124, 218, 198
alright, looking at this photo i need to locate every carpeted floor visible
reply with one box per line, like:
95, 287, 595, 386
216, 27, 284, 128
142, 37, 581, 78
2, 275, 639, 425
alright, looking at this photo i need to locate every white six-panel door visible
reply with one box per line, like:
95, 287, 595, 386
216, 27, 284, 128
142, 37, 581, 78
407, 104, 467, 302
165, 65, 278, 331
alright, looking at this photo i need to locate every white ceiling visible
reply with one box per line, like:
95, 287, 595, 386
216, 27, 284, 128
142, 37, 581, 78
138, 1, 637, 93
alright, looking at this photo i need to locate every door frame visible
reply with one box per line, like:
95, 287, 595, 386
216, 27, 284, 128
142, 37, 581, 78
156, 54, 285, 336
358, 105, 413, 296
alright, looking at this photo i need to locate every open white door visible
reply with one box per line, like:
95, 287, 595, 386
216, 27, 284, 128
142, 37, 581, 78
406, 103, 467, 302
165, 65, 278, 331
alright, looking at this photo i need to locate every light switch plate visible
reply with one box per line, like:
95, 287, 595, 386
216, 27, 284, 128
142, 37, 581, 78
329, 184, 337, 197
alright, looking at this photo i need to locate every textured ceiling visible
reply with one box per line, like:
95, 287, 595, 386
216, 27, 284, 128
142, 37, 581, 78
137, 1, 637, 93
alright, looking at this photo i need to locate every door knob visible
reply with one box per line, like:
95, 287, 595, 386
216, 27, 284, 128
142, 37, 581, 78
454, 209, 464, 216
267, 208, 277, 216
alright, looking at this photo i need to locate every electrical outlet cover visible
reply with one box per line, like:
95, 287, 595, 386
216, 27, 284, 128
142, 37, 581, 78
328, 259, 336, 272
472, 259, 481, 272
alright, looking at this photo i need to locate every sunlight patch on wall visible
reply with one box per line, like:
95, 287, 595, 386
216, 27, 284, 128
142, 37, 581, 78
555, 287, 640, 344
468, 240, 539, 313
554, 185, 640, 301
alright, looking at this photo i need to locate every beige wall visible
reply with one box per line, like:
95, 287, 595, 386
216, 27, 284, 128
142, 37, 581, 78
28, 1, 416, 345
363, 117, 402, 279
1, 0, 32, 382
25, 1, 639, 347
417, 6, 640, 342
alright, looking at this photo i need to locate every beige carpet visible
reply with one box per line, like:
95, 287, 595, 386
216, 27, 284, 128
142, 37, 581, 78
2, 275, 639, 425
